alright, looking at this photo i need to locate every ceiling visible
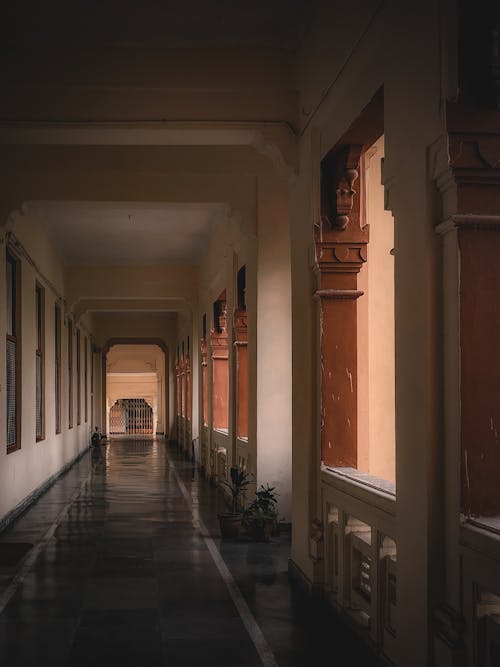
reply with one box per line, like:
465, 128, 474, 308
2, 0, 314, 51
30, 201, 226, 265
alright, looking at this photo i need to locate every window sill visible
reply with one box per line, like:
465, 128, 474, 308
213, 428, 229, 435
464, 515, 500, 536
460, 515, 500, 561
325, 466, 396, 496
321, 465, 396, 516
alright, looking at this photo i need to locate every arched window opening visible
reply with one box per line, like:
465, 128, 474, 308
316, 90, 394, 490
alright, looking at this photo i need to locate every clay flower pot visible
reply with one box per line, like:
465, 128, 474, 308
217, 512, 243, 539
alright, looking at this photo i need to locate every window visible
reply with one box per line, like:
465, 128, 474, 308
316, 91, 394, 489
237, 265, 246, 310
90, 339, 94, 428
181, 341, 185, 418
76, 328, 81, 425
84, 336, 88, 423
35, 283, 45, 441
6, 250, 21, 453
186, 336, 192, 421
54, 303, 61, 434
176, 345, 181, 418
68, 319, 73, 429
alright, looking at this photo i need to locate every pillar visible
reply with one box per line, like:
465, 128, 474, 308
315, 144, 368, 468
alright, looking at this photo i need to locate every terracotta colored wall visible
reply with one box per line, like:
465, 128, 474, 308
212, 357, 229, 431
459, 228, 500, 516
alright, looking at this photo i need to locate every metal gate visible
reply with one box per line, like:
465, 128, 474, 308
109, 398, 153, 435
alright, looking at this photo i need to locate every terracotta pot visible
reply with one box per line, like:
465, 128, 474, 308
217, 512, 243, 539
250, 518, 275, 542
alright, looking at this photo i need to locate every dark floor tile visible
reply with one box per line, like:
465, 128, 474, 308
0, 618, 76, 666
82, 578, 158, 610
160, 613, 251, 640
67, 638, 164, 667
0, 439, 383, 667
162, 635, 262, 666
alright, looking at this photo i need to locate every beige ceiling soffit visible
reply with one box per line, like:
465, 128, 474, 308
0, 123, 295, 145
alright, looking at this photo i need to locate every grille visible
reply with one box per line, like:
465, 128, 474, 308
36, 354, 42, 439
7, 338, 17, 447
109, 398, 153, 435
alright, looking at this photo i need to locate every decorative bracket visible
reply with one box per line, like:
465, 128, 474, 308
321, 144, 363, 231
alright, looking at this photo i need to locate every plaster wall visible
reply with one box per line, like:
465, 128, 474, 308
256, 174, 292, 521
0, 214, 93, 524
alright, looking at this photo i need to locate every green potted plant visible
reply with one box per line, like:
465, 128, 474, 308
217, 466, 253, 539
243, 483, 279, 542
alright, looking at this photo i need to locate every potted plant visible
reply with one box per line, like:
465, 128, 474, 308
243, 483, 279, 542
217, 466, 253, 539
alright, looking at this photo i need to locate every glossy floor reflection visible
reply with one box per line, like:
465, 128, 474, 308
0, 439, 381, 666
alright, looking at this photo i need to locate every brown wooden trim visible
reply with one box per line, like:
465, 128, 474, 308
54, 303, 62, 434
6, 249, 21, 454
35, 282, 45, 442
459, 228, 500, 516
76, 328, 81, 425
84, 336, 88, 423
68, 318, 73, 429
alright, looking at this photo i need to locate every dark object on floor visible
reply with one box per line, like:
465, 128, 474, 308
0, 542, 33, 566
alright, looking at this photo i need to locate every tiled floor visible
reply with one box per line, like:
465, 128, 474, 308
0, 438, 381, 666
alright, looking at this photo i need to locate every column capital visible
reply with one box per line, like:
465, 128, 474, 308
233, 308, 248, 345
316, 143, 369, 277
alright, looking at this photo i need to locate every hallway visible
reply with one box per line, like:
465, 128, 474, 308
0, 438, 380, 667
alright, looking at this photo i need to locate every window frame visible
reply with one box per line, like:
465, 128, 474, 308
35, 282, 45, 442
68, 318, 73, 429
54, 303, 61, 434
84, 335, 88, 423
76, 328, 81, 425
6, 250, 21, 454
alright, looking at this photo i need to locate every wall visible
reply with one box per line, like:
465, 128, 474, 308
357, 135, 395, 482
0, 213, 93, 524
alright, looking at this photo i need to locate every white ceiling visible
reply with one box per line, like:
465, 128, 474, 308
30, 201, 226, 265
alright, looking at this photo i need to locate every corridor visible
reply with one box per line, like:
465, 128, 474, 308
0, 438, 380, 667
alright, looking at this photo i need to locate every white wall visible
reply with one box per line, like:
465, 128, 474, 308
0, 214, 92, 524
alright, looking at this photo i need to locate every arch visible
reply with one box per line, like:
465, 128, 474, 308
102, 337, 170, 438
